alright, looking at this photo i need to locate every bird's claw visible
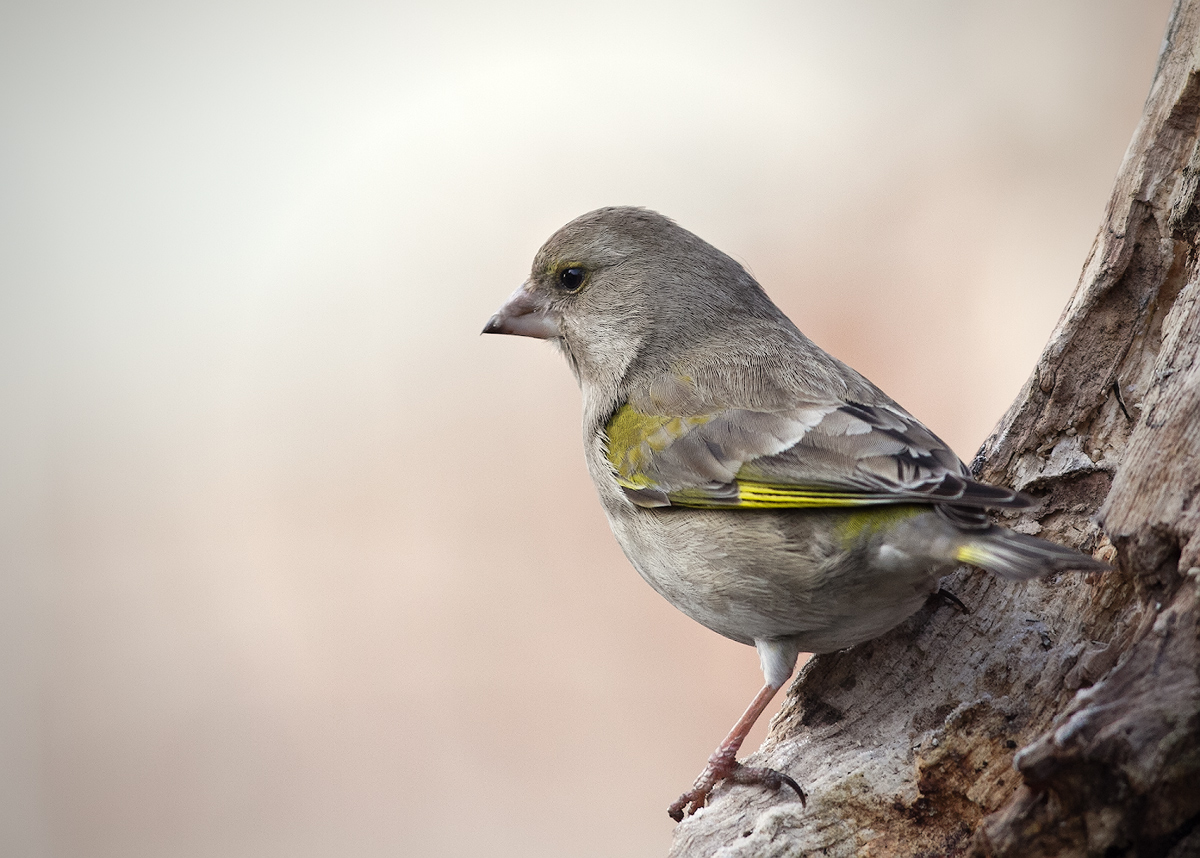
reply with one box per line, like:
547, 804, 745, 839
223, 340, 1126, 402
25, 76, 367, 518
667, 790, 705, 822
931, 587, 971, 614
731, 763, 806, 803
668, 760, 806, 821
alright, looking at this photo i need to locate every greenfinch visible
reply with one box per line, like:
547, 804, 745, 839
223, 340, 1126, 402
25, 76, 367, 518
484, 207, 1109, 820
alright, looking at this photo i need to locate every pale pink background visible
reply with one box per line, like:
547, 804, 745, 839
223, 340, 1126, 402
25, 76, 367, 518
0, 2, 1170, 856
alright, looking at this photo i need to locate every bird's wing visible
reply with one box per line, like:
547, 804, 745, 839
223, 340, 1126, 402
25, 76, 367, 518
604, 399, 1028, 510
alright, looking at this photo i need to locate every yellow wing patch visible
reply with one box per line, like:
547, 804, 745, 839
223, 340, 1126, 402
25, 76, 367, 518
956, 544, 992, 567
692, 481, 898, 509
605, 403, 714, 489
605, 402, 907, 510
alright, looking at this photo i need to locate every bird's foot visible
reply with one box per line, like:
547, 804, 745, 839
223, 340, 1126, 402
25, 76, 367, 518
668, 755, 805, 821
930, 586, 971, 614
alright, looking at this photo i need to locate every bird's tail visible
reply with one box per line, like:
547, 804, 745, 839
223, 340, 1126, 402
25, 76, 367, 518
956, 528, 1112, 581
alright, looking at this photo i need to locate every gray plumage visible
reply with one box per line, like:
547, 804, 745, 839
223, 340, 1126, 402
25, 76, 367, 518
484, 205, 1110, 818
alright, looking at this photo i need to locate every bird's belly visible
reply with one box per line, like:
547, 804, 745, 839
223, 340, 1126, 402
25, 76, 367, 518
605, 505, 949, 654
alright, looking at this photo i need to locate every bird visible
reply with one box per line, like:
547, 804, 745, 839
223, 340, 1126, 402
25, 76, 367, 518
482, 206, 1111, 821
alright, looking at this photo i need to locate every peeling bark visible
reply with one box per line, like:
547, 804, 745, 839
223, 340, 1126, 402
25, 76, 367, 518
669, 1, 1200, 855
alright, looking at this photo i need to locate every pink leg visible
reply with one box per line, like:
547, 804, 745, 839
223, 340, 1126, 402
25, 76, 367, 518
668, 683, 806, 821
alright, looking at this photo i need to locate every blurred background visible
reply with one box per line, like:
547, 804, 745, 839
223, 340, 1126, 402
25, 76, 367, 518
0, 1, 1171, 855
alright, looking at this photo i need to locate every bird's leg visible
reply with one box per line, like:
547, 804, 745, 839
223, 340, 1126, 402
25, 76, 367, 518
668, 683, 806, 821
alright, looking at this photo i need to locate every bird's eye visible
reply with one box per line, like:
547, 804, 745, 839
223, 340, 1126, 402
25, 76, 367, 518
557, 267, 586, 292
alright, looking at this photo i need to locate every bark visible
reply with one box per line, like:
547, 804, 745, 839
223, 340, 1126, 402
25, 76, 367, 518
669, 2, 1200, 856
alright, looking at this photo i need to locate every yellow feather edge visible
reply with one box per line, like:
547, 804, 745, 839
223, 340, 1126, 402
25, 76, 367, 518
668, 482, 901, 509
605, 403, 713, 487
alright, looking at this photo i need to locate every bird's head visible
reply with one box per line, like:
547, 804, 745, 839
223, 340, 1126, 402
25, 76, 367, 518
484, 206, 780, 393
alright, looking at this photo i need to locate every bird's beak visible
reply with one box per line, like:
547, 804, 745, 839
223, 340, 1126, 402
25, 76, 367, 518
481, 283, 561, 339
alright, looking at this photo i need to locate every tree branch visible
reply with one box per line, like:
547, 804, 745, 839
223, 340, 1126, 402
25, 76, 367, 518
669, 1, 1200, 855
